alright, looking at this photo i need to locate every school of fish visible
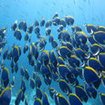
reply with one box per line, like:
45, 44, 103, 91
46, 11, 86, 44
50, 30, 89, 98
0, 13, 105, 105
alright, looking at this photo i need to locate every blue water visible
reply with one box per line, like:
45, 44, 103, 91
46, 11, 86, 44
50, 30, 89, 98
0, 0, 105, 105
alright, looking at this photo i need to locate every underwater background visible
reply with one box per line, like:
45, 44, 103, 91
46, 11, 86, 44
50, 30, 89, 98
0, 0, 105, 105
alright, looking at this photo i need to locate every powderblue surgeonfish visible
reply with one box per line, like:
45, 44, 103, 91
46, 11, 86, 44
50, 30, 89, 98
35, 88, 43, 99
40, 18, 45, 27
90, 43, 101, 56
38, 50, 49, 65
93, 31, 105, 45
57, 46, 72, 59
18, 21, 27, 32
99, 93, 105, 105
83, 66, 101, 88
97, 26, 105, 31
15, 89, 25, 105
58, 79, 72, 95
98, 52, 105, 68
68, 93, 83, 105
65, 16, 74, 25
1, 67, 9, 87
34, 98, 42, 105
75, 31, 87, 44
14, 29, 22, 40
87, 57, 103, 73
54, 93, 70, 105
30, 78, 35, 89
42, 92, 50, 105
58, 64, 70, 79
71, 25, 82, 33
85, 24, 97, 34
11, 45, 21, 63
0, 86, 11, 105
85, 83, 97, 99
75, 85, 88, 102
11, 20, 18, 31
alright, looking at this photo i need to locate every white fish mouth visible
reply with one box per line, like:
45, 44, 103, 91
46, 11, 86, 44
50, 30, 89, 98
80, 61, 85, 68
90, 29, 94, 35
93, 49, 100, 56
85, 53, 90, 59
